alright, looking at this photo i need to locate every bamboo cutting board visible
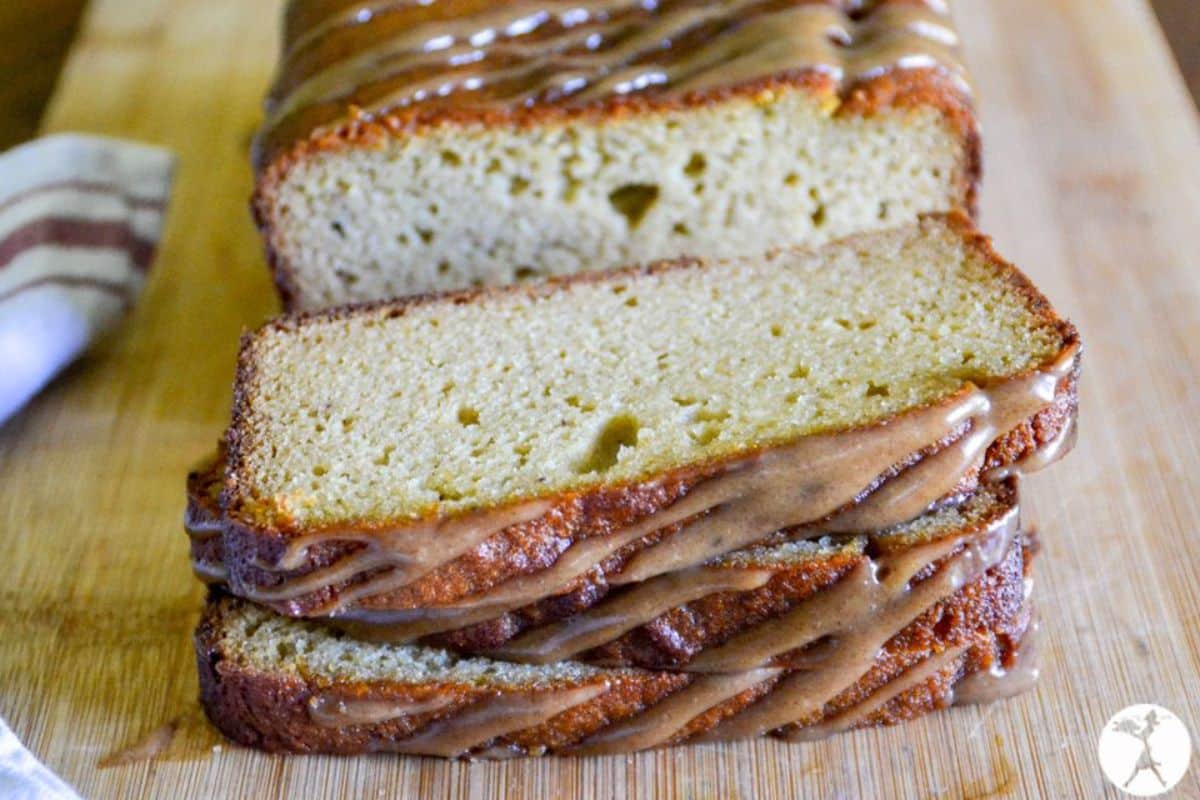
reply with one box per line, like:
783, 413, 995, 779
2, 0, 1199, 797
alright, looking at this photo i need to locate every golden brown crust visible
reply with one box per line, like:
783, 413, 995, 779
251, 65, 980, 309
196, 535, 1030, 756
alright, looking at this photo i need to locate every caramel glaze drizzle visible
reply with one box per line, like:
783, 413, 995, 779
307, 693, 459, 726
208, 345, 1074, 631
611, 351, 1068, 586
232, 499, 554, 605
259, 0, 967, 164
370, 685, 606, 757
691, 518, 1016, 743
186, 498, 228, 583
952, 613, 1040, 705
986, 417, 1076, 482
492, 500, 1014, 667
687, 509, 1014, 672
571, 668, 782, 755
192, 561, 229, 584
304, 523, 1023, 756
778, 640, 969, 741
488, 565, 775, 664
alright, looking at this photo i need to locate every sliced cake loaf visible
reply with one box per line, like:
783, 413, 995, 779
255, 0, 979, 309
197, 520, 1031, 759
212, 216, 1078, 624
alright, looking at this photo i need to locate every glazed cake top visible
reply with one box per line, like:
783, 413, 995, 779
257, 0, 967, 164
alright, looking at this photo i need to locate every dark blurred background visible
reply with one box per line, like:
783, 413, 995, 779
1152, 0, 1199, 104
1, 1, 1197, 150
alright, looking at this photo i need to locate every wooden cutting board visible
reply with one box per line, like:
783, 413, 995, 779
2, 0, 1198, 797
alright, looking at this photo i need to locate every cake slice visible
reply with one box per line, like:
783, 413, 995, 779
255, 0, 979, 309
212, 216, 1078, 624
197, 519, 1032, 759
193, 448, 1025, 670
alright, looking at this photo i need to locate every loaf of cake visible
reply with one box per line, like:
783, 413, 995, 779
254, 0, 979, 309
190, 215, 1078, 757
201, 217, 1077, 625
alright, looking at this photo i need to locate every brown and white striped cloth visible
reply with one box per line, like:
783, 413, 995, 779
0, 133, 174, 423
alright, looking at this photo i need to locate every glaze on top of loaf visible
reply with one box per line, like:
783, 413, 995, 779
255, 0, 970, 168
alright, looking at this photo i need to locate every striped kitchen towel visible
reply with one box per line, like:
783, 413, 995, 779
0, 133, 175, 424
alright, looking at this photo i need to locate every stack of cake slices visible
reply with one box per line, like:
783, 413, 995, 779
189, 212, 1080, 756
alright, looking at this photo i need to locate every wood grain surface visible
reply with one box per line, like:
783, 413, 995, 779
1, 0, 1199, 797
